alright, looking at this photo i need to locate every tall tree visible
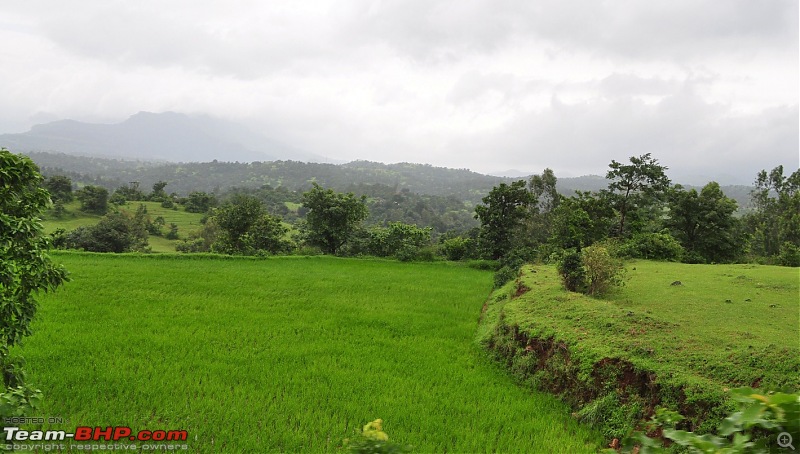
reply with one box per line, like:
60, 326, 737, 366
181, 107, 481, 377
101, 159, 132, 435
0, 148, 68, 415
474, 180, 532, 259
745, 165, 800, 257
606, 153, 671, 237
525, 169, 560, 247
666, 182, 744, 263
302, 183, 368, 255
550, 191, 615, 251
212, 194, 288, 255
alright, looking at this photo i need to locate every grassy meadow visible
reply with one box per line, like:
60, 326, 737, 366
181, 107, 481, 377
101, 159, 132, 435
43, 201, 206, 252
17, 253, 604, 452
480, 260, 799, 436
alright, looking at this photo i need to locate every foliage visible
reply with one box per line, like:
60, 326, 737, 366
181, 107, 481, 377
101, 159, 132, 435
581, 245, 625, 296
44, 175, 73, 203
557, 250, 587, 293
550, 191, 615, 251
474, 180, 532, 260
0, 148, 68, 425
62, 211, 150, 253
777, 242, 800, 267
111, 181, 145, 204
480, 262, 799, 442
149, 180, 168, 202
183, 191, 216, 213
606, 153, 671, 237
165, 223, 179, 240
75, 185, 109, 214
745, 165, 800, 257
441, 236, 473, 261
302, 183, 369, 255
212, 195, 289, 255
667, 182, 745, 263
493, 247, 536, 288
368, 222, 431, 259
617, 232, 684, 261
624, 388, 800, 453
344, 419, 412, 454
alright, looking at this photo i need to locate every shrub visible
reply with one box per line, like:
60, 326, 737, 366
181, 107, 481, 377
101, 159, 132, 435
581, 245, 625, 296
63, 211, 149, 253
618, 232, 684, 261
557, 250, 586, 293
441, 236, 472, 261
625, 388, 800, 453
778, 242, 800, 267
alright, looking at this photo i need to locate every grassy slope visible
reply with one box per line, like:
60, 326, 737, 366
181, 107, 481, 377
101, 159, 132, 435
18, 253, 603, 452
43, 201, 205, 252
479, 260, 799, 435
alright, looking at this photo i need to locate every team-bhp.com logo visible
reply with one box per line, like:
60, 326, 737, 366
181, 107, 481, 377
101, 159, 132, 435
4, 426, 188, 442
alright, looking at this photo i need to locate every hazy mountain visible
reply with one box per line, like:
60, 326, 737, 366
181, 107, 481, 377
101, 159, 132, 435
0, 111, 323, 163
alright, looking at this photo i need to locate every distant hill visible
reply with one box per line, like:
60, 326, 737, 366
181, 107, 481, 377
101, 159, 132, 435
24, 152, 754, 209
0, 111, 322, 163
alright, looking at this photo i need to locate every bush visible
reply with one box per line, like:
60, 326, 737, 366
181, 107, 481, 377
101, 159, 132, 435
63, 211, 149, 253
581, 245, 625, 296
625, 388, 800, 453
778, 242, 800, 267
441, 236, 472, 261
557, 251, 586, 293
618, 232, 684, 261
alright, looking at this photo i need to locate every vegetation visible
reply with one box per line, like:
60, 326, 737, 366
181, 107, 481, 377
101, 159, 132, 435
302, 183, 369, 255
4, 147, 797, 451
0, 149, 68, 422
19, 253, 604, 452
626, 388, 800, 453
480, 261, 799, 442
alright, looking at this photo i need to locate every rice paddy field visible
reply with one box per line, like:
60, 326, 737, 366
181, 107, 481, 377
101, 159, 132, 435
15, 252, 604, 452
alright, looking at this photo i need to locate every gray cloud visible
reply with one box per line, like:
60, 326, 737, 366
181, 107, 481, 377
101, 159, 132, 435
0, 1, 796, 184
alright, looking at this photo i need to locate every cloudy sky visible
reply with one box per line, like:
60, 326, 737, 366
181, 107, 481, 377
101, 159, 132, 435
1, 1, 797, 183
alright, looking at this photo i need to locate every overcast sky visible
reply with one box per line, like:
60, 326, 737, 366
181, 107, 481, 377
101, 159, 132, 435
1, 1, 797, 182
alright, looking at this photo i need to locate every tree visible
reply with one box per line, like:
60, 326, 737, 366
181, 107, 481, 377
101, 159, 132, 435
213, 195, 264, 253
63, 211, 149, 253
149, 181, 168, 202
550, 191, 615, 251
606, 153, 671, 237
744, 165, 800, 257
44, 175, 73, 203
184, 191, 216, 213
0, 148, 68, 416
524, 169, 560, 247
474, 180, 532, 260
75, 185, 109, 214
368, 222, 432, 259
302, 183, 368, 255
212, 195, 289, 255
666, 183, 744, 263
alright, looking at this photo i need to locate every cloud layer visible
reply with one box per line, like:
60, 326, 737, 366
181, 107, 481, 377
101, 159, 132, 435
1, 0, 797, 183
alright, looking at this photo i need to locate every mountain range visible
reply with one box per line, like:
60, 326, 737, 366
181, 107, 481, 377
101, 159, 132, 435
0, 111, 324, 163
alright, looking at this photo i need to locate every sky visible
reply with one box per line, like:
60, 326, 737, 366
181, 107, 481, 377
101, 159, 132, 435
1, 1, 797, 183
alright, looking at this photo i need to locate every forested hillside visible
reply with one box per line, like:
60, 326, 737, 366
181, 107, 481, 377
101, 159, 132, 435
29, 151, 753, 208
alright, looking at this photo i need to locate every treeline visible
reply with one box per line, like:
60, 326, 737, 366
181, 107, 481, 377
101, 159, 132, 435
28, 151, 754, 208
39, 151, 798, 271
465, 154, 799, 291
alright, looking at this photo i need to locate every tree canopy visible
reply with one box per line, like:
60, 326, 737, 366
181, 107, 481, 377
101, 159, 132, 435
302, 183, 368, 255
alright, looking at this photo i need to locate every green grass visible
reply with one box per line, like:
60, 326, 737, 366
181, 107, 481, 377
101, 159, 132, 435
43, 201, 205, 252
479, 260, 799, 435
16, 253, 603, 452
